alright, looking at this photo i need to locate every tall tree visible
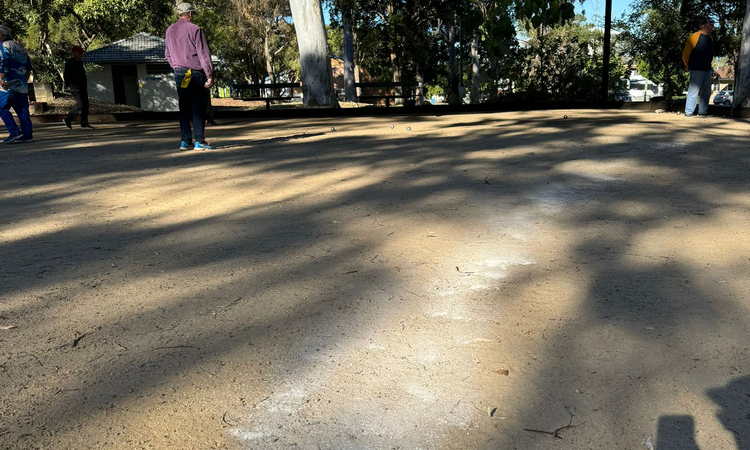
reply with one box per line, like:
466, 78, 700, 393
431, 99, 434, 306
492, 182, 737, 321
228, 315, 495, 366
289, 0, 339, 107
469, 29, 480, 103
616, 0, 689, 100
17, 0, 173, 84
735, 0, 750, 107
331, 0, 359, 101
227, 0, 293, 84
341, 4, 357, 101
512, 17, 628, 102
476, 0, 516, 101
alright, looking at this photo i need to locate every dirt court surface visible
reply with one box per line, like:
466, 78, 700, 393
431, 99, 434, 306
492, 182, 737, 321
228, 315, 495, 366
2, 110, 750, 449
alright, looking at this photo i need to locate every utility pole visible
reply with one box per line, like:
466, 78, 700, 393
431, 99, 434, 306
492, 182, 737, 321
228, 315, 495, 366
601, 0, 612, 105
458, 14, 463, 102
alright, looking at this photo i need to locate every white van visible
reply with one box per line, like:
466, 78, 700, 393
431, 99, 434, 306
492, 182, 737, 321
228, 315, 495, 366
627, 75, 662, 102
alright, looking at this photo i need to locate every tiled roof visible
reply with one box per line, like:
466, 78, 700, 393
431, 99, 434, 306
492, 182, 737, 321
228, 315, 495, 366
715, 66, 734, 79
84, 33, 167, 64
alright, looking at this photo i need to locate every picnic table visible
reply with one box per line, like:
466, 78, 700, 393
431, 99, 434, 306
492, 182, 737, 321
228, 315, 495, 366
231, 82, 302, 110
356, 81, 423, 107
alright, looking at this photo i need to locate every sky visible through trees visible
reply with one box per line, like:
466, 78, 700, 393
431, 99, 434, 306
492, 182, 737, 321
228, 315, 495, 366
577, 0, 633, 26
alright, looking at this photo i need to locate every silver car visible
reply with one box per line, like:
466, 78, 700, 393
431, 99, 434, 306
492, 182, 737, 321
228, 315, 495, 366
713, 90, 733, 106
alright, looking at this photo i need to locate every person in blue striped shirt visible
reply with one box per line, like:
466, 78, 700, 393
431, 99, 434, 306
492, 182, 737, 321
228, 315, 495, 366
0, 25, 33, 143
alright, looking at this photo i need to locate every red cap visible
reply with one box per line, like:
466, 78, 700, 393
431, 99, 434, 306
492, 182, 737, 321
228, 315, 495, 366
72, 45, 84, 53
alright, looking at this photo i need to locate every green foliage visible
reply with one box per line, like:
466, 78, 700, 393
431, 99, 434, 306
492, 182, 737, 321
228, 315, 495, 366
510, 17, 628, 102
7, 0, 173, 88
2, 0, 651, 104
327, 26, 344, 57
425, 83, 445, 98
477, 1, 515, 59
615, 0, 688, 100
516, 0, 576, 31
0, 0, 32, 38
195, 6, 249, 83
203, 0, 297, 83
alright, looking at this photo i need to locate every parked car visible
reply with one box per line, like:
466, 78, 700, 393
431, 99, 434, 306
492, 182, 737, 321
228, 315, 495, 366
713, 90, 733, 106
628, 76, 661, 102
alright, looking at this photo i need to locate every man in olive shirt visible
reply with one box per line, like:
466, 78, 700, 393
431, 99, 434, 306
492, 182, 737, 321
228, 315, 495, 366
63, 45, 94, 128
682, 17, 715, 117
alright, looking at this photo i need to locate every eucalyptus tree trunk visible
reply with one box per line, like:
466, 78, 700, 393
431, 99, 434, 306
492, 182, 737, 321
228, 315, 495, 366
489, 55, 499, 102
448, 22, 460, 105
342, 5, 357, 102
289, 0, 339, 107
415, 61, 425, 105
386, 0, 403, 103
735, 0, 750, 108
354, 61, 362, 97
354, 29, 363, 97
263, 30, 278, 96
470, 31, 480, 104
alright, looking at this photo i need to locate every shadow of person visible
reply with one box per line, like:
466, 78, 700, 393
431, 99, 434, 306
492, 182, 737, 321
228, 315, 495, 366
657, 415, 700, 450
707, 375, 750, 450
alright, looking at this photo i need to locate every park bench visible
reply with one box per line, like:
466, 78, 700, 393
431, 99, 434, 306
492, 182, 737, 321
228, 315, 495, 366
356, 81, 423, 107
231, 82, 302, 110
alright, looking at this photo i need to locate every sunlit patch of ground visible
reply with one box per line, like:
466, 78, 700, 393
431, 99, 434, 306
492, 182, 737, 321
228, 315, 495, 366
2, 110, 750, 449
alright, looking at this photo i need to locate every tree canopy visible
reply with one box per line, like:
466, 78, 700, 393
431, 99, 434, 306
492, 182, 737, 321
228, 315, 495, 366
3, 0, 749, 106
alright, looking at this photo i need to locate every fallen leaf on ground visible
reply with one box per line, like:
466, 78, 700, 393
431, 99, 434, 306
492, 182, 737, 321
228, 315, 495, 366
493, 369, 510, 376
488, 407, 497, 418
0, 325, 17, 330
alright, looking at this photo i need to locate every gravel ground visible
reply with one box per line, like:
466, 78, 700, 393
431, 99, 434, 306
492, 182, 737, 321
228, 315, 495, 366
2, 110, 750, 450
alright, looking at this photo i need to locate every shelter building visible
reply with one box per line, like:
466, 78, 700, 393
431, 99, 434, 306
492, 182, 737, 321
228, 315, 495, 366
83, 32, 216, 112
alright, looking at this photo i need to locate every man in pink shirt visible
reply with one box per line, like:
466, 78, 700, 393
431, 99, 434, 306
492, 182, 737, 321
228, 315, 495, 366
165, 2, 214, 150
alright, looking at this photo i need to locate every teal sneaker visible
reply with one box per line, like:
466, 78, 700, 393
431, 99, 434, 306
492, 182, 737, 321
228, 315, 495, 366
179, 141, 191, 150
194, 141, 213, 150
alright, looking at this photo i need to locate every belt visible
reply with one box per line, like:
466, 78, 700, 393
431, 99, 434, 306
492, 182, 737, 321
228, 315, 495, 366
175, 67, 204, 73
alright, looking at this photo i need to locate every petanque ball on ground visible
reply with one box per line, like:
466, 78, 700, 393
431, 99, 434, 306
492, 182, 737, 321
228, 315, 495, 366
390, 124, 394, 129
406, 126, 412, 131
563, 115, 568, 119
330, 126, 335, 131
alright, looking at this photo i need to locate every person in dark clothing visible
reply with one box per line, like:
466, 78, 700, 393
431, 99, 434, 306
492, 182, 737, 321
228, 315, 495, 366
165, 2, 215, 150
205, 88, 217, 126
63, 45, 93, 128
682, 16, 715, 117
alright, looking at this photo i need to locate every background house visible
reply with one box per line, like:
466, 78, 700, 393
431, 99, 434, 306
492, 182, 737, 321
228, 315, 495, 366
713, 66, 734, 92
83, 32, 221, 112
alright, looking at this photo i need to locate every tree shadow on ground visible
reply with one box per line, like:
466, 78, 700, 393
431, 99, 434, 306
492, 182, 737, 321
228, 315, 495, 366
707, 376, 750, 450
1, 111, 750, 448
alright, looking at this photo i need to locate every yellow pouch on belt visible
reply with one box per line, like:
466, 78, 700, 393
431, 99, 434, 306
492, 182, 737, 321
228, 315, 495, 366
180, 69, 192, 88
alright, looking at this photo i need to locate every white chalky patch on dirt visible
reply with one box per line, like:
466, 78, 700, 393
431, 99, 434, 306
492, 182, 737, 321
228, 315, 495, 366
230, 430, 266, 441
259, 386, 307, 414
404, 383, 439, 403
479, 257, 536, 278
530, 183, 581, 213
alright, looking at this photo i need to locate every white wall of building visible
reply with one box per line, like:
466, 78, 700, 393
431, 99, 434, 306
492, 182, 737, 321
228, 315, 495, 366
138, 64, 179, 112
87, 63, 179, 112
87, 65, 115, 104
